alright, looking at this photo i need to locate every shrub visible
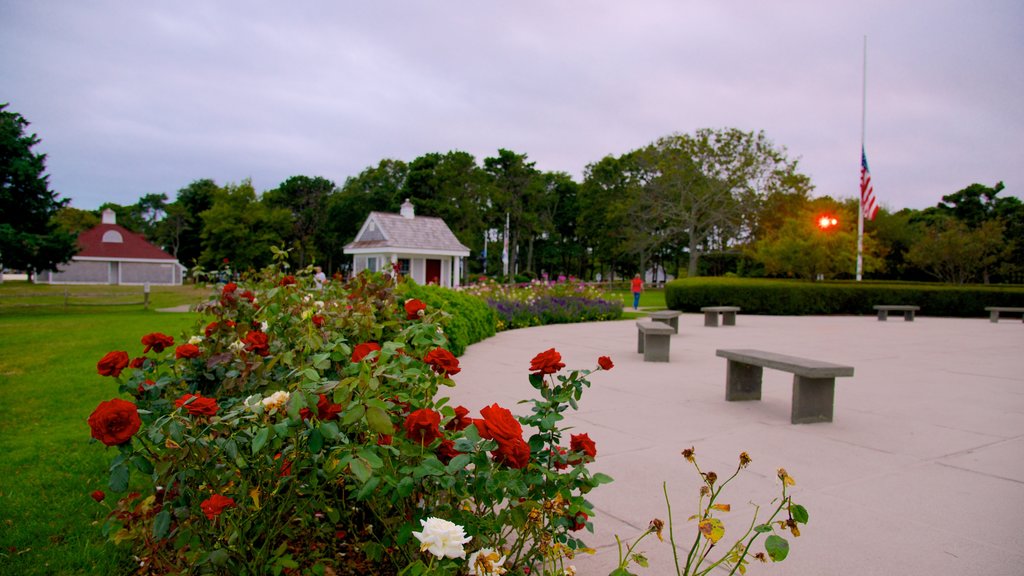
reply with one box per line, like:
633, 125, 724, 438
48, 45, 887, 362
398, 282, 497, 356
86, 268, 613, 575
462, 278, 623, 331
665, 277, 1024, 317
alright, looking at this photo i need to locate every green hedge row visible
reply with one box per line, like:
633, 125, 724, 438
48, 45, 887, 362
398, 282, 498, 356
665, 277, 1024, 317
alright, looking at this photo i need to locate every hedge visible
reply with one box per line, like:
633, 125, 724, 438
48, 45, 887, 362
664, 277, 1024, 317
398, 282, 498, 355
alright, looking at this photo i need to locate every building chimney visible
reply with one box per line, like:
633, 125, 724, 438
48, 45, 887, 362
400, 198, 415, 219
101, 208, 117, 224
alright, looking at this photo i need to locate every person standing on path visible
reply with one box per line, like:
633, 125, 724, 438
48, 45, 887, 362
631, 273, 643, 310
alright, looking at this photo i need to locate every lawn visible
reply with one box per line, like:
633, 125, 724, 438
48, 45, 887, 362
0, 283, 207, 575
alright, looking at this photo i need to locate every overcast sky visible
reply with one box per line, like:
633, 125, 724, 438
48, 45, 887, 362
3, 1, 1022, 212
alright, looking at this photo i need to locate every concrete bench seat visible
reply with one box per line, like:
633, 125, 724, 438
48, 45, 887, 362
636, 320, 675, 362
701, 306, 740, 327
649, 310, 682, 333
715, 348, 854, 424
873, 304, 920, 321
985, 306, 1024, 323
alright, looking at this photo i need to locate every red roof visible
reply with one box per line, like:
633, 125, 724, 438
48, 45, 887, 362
76, 223, 178, 261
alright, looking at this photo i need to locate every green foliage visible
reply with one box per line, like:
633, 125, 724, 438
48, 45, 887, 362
398, 281, 498, 356
0, 103, 77, 276
665, 277, 1024, 317
83, 267, 612, 575
461, 278, 624, 331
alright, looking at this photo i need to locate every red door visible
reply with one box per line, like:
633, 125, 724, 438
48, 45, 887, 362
426, 259, 441, 285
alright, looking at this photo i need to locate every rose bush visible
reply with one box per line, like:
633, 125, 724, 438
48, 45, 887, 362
87, 264, 613, 575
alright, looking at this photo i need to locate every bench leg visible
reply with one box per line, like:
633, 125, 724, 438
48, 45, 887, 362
903, 310, 914, 321
877, 310, 888, 321
704, 312, 719, 327
989, 311, 999, 323
725, 361, 762, 400
669, 317, 679, 333
791, 375, 835, 424
643, 334, 670, 362
637, 330, 645, 353
723, 312, 736, 326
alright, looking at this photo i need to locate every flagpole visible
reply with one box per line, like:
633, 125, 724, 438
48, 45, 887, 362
856, 35, 867, 281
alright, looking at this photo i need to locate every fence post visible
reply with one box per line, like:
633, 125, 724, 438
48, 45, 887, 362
144, 282, 150, 310
64, 287, 69, 310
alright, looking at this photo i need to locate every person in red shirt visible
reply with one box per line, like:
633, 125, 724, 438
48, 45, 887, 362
631, 273, 643, 310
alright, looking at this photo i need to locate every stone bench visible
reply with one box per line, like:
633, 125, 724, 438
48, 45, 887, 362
873, 304, 920, 322
715, 348, 854, 424
636, 320, 675, 362
985, 306, 1024, 323
649, 310, 682, 333
701, 306, 740, 327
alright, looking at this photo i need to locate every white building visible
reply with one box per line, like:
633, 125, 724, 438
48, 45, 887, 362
343, 200, 470, 288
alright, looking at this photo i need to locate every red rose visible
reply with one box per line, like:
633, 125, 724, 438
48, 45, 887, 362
200, 493, 236, 520
530, 348, 565, 375
404, 408, 442, 446
222, 282, 237, 294
551, 446, 569, 470
312, 314, 325, 327
141, 332, 175, 354
377, 434, 393, 446
437, 439, 461, 464
404, 298, 426, 320
351, 342, 381, 363
300, 394, 343, 421
175, 344, 201, 359
97, 350, 130, 377
598, 356, 614, 371
424, 347, 461, 377
87, 398, 141, 446
569, 432, 597, 463
243, 331, 270, 356
240, 290, 255, 303
137, 379, 156, 394
493, 436, 531, 469
130, 357, 146, 369
204, 322, 219, 337
476, 404, 523, 444
279, 275, 296, 286
175, 393, 219, 416
445, 405, 472, 431
90, 490, 105, 502
570, 511, 588, 531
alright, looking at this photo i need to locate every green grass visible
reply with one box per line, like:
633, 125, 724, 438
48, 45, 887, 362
606, 287, 666, 313
0, 284, 207, 575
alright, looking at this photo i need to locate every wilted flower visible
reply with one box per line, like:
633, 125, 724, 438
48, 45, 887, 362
739, 452, 752, 468
682, 447, 695, 462
468, 547, 507, 575
412, 517, 472, 559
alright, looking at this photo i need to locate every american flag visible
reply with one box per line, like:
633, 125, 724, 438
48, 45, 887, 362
860, 147, 878, 220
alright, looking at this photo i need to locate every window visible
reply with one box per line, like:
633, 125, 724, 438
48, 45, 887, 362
397, 258, 410, 276
102, 230, 123, 243
366, 257, 377, 273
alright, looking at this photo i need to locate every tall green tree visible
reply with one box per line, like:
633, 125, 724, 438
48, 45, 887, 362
0, 103, 77, 278
483, 149, 543, 280
162, 179, 218, 268
579, 154, 636, 280
198, 180, 291, 271
906, 217, 1006, 284
264, 175, 337, 269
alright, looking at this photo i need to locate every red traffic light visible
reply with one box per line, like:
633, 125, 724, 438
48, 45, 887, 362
817, 215, 838, 230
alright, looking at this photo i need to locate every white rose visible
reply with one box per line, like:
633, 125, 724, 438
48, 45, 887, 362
189, 335, 204, 345
261, 391, 291, 412
412, 517, 472, 559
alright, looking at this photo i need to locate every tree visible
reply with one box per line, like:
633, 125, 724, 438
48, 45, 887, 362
906, 217, 1006, 284
483, 149, 543, 281
198, 180, 292, 271
161, 179, 217, 268
53, 206, 100, 235
636, 129, 807, 277
264, 175, 337, 269
324, 159, 408, 273
0, 103, 77, 278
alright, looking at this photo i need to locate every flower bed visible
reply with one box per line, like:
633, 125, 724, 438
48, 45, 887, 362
87, 268, 612, 575
461, 278, 623, 331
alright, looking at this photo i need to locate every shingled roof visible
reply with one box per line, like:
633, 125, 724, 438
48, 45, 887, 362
344, 201, 470, 256
76, 210, 178, 261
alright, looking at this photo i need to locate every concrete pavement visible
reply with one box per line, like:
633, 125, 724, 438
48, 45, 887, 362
446, 313, 1024, 575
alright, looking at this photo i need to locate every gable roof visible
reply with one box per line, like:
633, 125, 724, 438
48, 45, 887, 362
344, 210, 470, 256
76, 223, 179, 261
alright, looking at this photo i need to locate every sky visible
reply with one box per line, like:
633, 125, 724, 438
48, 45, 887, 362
2, 1, 1022, 212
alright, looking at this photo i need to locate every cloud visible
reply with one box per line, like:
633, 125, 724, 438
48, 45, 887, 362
2, 0, 1021, 211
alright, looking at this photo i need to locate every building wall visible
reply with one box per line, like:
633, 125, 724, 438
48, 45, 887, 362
37, 259, 183, 285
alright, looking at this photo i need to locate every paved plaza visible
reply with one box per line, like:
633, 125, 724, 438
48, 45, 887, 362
449, 313, 1024, 575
